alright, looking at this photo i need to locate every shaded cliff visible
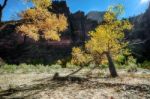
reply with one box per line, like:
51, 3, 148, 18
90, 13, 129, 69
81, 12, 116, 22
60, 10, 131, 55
128, 4, 150, 62
0, 1, 102, 64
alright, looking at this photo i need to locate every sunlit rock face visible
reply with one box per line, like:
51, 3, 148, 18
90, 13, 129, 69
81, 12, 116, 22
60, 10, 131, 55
86, 11, 105, 23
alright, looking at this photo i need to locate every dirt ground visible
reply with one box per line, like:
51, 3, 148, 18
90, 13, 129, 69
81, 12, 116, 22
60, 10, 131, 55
0, 68, 150, 99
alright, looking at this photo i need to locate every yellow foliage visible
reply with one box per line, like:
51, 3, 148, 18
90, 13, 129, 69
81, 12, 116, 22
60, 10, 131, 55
44, 31, 60, 41
85, 11, 132, 64
32, 0, 51, 8
71, 47, 92, 66
16, 1, 68, 41
17, 24, 39, 41
104, 12, 116, 22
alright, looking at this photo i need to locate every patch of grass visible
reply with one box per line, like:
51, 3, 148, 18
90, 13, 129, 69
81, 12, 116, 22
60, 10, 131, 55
0, 63, 62, 74
0, 64, 17, 73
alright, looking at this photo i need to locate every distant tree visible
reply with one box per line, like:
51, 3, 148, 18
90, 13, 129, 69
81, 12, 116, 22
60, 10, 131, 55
16, 0, 68, 41
0, 0, 8, 23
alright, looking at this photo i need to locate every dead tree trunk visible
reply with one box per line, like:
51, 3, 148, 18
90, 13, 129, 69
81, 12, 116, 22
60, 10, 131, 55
106, 52, 118, 77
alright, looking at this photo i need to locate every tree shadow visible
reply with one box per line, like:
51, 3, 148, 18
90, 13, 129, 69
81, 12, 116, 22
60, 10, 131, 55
0, 74, 150, 98
0, 74, 89, 98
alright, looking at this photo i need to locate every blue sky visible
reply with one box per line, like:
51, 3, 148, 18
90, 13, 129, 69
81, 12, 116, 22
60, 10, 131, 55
0, 0, 150, 21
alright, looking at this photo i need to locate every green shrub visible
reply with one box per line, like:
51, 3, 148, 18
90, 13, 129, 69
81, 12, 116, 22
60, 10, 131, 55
66, 62, 78, 69
0, 64, 17, 73
18, 63, 35, 73
45, 66, 53, 73
100, 64, 108, 69
115, 63, 125, 69
125, 56, 138, 71
50, 64, 62, 69
116, 55, 126, 65
140, 61, 150, 69
35, 64, 47, 73
126, 65, 137, 72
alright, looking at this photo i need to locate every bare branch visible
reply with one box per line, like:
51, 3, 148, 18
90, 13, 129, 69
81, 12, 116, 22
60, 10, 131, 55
129, 38, 150, 45
2, 0, 8, 9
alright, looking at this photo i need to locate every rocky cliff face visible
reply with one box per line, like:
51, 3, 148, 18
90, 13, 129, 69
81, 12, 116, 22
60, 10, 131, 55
50, 1, 104, 43
86, 11, 105, 23
128, 4, 150, 61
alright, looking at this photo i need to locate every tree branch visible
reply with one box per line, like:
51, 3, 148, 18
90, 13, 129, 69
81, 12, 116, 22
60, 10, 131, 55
66, 67, 84, 77
2, 0, 8, 9
129, 38, 150, 45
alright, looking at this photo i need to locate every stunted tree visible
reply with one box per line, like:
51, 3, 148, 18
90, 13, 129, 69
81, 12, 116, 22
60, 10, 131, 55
0, 0, 8, 23
16, 0, 68, 41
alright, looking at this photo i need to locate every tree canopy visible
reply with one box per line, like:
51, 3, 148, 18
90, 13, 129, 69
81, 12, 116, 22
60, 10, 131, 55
16, 0, 68, 41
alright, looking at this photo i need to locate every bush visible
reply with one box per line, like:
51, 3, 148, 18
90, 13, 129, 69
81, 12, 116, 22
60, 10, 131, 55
66, 62, 78, 69
140, 61, 150, 69
0, 64, 17, 73
116, 55, 126, 65
18, 63, 35, 73
127, 65, 137, 72
100, 64, 108, 69
125, 57, 138, 72
34, 64, 46, 73
50, 64, 62, 69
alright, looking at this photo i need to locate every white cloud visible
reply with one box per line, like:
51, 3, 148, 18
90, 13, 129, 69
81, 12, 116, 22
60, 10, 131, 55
140, 0, 150, 4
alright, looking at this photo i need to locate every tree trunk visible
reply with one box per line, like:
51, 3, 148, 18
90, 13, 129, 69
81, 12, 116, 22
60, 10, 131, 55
0, 7, 2, 23
106, 52, 118, 77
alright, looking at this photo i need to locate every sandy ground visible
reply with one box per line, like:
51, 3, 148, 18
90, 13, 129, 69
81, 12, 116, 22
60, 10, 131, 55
0, 68, 150, 99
